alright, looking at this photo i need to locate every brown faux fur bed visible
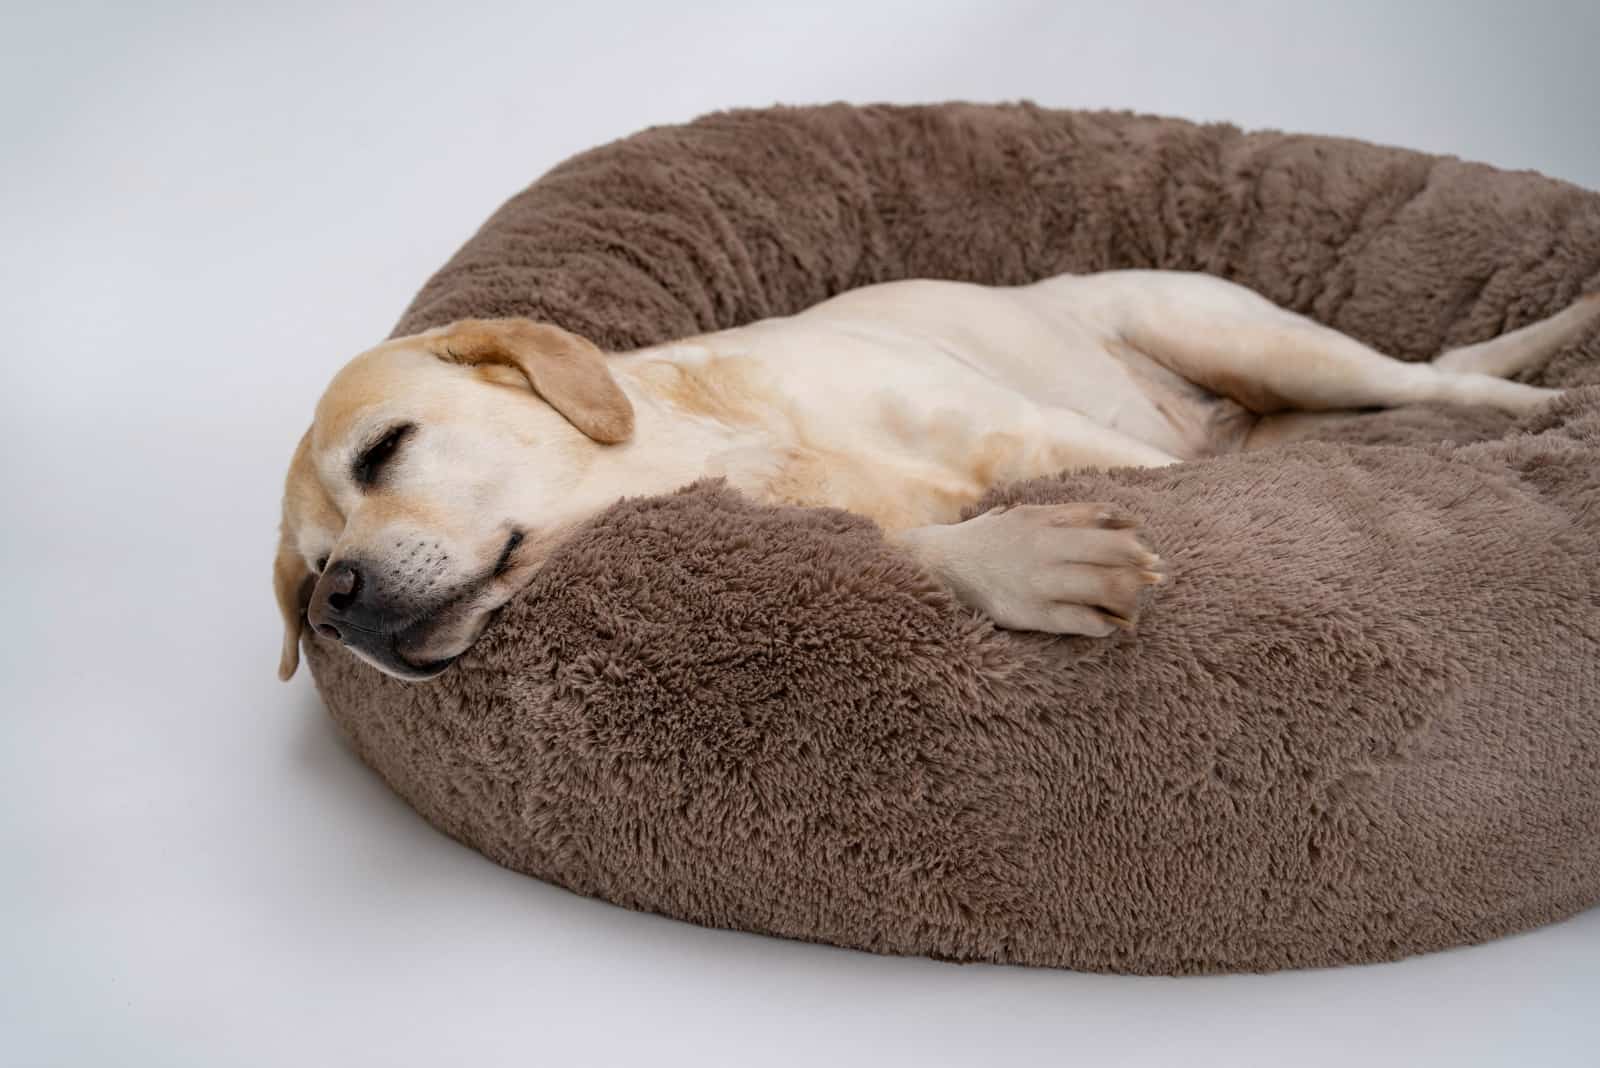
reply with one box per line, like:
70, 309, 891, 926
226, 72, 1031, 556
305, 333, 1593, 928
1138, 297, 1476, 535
305, 104, 1600, 974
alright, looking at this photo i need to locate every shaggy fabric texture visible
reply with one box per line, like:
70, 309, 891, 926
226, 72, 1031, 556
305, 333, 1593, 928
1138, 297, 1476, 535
306, 104, 1600, 974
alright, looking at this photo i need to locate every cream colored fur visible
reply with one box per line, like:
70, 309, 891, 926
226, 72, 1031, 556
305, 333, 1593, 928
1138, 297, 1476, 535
277, 271, 1597, 681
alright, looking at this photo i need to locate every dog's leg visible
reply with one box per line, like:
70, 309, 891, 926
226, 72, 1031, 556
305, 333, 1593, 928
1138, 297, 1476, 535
877, 398, 1179, 635
893, 504, 1164, 636
1433, 293, 1600, 377
1103, 273, 1595, 420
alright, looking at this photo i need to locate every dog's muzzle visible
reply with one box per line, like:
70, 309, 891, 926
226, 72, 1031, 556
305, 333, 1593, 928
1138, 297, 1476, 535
306, 560, 457, 680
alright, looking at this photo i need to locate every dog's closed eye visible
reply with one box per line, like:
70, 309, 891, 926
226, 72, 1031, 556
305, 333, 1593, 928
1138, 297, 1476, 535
354, 423, 413, 488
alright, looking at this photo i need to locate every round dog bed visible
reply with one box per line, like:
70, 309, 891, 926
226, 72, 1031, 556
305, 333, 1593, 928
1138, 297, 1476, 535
305, 104, 1600, 974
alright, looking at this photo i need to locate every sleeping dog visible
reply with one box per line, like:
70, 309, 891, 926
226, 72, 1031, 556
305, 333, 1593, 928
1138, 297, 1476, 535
275, 271, 1597, 681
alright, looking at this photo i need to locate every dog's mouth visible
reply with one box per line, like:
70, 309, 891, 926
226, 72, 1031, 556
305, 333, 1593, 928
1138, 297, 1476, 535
326, 614, 465, 681
345, 529, 529, 682
492, 529, 525, 577
384, 609, 467, 679
387, 640, 460, 681
380, 591, 494, 682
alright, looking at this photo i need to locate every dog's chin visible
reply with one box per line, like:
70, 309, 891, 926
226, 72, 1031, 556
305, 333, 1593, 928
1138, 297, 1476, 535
386, 645, 461, 681
331, 605, 491, 683
338, 634, 463, 682
384, 608, 492, 682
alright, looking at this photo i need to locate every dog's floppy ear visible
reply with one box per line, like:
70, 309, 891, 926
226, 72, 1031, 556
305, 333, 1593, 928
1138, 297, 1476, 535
274, 430, 318, 681
273, 538, 313, 681
425, 319, 634, 444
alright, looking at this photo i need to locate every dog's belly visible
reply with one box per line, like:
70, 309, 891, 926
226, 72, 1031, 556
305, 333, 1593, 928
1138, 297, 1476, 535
772, 280, 1253, 462
651, 276, 1265, 529
1098, 340, 1257, 458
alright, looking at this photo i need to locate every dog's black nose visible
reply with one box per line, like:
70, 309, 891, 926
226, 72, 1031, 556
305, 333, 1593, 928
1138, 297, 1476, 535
308, 562, 364, 642
325, 562, 361, 611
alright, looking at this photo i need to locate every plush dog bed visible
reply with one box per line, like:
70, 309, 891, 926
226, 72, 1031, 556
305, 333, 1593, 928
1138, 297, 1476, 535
305, 104, 1600, 974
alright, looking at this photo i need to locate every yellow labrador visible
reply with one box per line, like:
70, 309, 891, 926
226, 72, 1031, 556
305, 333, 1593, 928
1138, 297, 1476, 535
275, 271, 1597, 681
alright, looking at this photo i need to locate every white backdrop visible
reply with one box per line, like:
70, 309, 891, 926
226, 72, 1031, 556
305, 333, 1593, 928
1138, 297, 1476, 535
5, 2, 1598, 1066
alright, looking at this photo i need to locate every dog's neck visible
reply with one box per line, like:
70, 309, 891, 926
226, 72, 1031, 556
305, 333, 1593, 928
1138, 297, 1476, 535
611, 348, 801, 500
610, 345, 976, 529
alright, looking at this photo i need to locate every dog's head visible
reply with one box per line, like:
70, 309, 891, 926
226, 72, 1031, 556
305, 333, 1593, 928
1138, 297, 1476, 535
274, 319, 634, 682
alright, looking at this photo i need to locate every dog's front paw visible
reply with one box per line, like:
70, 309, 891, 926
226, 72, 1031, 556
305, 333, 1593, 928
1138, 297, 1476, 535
900, 503, 1164, 636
